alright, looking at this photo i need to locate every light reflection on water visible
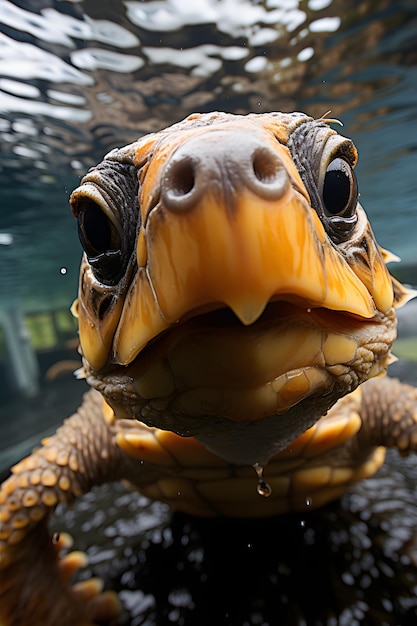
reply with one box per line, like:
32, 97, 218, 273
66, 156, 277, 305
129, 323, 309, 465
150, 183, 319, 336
0, 0, 416, 312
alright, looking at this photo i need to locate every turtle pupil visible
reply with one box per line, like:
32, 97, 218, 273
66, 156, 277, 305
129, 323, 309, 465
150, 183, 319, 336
78, 201, 112, 257
323, 158, 355, 216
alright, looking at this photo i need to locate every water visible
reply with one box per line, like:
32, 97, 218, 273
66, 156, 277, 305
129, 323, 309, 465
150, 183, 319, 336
1, 1, 417, 624
0, 0, 416, 315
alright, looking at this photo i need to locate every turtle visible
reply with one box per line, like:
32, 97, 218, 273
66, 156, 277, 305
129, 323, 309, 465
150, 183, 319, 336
1, 110, 417, 626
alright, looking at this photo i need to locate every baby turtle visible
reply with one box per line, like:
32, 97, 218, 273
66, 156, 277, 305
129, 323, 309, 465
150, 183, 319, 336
1, 111, 416, 625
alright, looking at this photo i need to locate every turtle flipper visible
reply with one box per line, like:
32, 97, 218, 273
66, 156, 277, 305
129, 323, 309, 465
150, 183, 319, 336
358, 377, 417, 452
0, 390, 130, 626
0, 520, 120, 626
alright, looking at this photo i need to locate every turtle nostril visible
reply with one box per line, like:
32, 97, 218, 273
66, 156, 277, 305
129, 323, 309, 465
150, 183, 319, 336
162, 133, 289, 212
252, 148, 283, 185
162, 156, 199, 212
166, 157, 195, 197
248, 147, 288, 199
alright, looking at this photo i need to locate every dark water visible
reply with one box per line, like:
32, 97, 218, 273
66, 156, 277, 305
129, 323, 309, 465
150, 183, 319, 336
1, 1, 417, 624
50, 448, 417, 626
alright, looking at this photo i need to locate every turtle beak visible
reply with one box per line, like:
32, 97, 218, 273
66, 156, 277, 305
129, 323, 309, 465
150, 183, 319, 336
113, 126, 392, 366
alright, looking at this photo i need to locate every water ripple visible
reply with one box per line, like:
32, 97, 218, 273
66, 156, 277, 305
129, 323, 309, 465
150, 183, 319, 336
0, 0, 416, 309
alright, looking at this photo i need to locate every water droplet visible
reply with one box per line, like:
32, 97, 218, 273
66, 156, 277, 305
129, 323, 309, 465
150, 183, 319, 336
257, 481, 272, 497
305, 497, 312, 507
253, 463, 272, 498
60, 267, 67, 275
300, 519, 306, 527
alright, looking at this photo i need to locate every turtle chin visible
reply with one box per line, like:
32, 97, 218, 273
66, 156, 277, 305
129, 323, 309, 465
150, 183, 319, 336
193, 390, 341, 466
84, 302, 396, 465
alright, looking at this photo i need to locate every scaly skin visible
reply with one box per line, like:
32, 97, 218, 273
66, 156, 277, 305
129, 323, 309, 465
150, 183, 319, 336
0, 391, 126, 626
1, 111, 416, 625
2, 378, 417, 625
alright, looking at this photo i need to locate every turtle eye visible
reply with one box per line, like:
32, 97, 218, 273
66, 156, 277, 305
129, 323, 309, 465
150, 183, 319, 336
71, 160, 138, 286
77, 199, 121, 258
322, 157, 357, 217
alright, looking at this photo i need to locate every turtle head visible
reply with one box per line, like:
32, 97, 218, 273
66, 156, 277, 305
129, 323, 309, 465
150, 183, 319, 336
69, 112, 411, 465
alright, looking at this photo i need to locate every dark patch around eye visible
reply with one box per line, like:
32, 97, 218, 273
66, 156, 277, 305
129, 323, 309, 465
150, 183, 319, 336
360, 236, 368, 254
99, 296, 113, 320
71, 159, 140, 286
286, 119, 361, 244
89, 287, 102, 316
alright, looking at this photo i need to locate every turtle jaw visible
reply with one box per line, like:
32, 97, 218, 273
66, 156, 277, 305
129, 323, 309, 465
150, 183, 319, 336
84, 303, 397, 465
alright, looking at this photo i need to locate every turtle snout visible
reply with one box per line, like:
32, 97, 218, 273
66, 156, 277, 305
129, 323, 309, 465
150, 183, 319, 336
161, 129, 289, 212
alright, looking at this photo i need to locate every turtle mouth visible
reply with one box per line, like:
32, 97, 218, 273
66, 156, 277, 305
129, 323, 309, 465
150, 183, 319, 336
124, 299, 390, 417
87, 297, 396, 458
